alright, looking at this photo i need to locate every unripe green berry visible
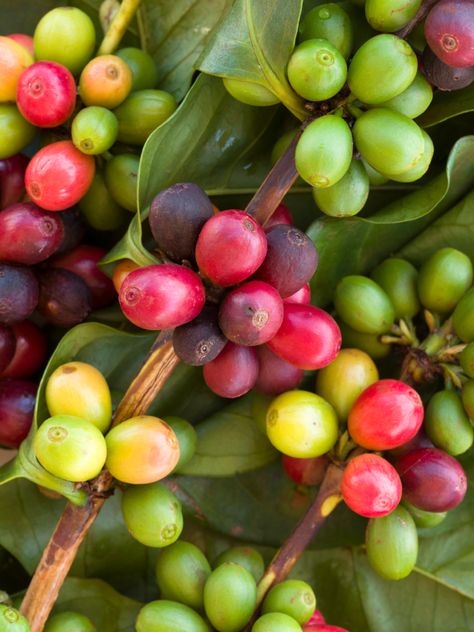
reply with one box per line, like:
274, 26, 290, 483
365, 0, 422, 33
214, 546, 265, 583
135, 600, 210, 632
204, 563, 257, 632
262, 579, 316, 625
299, 3, 353, 58
371, 257, 420, 320
252, 613, 302, 632
44, 611, 96, 632
334, 275, 395, 335
402, 501, 447, 529
379, 72, 433, 119
425, 390, 473, 455
222, 78, 279, 106
312, 158, 369, 217
0, 605, 30, 631
460, 342, 474, 378
453, 288, 474, 342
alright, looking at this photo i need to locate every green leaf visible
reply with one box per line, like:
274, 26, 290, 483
418, 84, 474, 129
178, 396, 278, 476
307, 136, 474, 306
197, 0, 306, 119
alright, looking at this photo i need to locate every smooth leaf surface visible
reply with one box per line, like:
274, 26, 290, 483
418, 84, 474, 129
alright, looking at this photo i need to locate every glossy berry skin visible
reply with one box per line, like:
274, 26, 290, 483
204, 563, 257, 632
395, 447, 467, 512
0, 325, 15, 374
422, 46, 474, 90
2, 321, 47, 379
106, 415, 179, 484
0, 264, 39, 325
172, 305, 227, 366
453, 288, 474, 342
222, 77, 279, 106
348, 379, 424, 450
254, 225, 318, 298
55, 206, 85, 255
112, 259, 140, 293
0, 104, 35, 160
255, 345, 304, 395
71, 106, 119, 155
379, 72, 433, 120
284, 283, 311, 305
214, 547, 265, 583
313, 159, 369, 218
365, 0, 421, 32
306, 611, 326, 626
104, 153, 139, 213
387, 427, 434, 459
136, 600, 210, 632
425, 0, 474, 67
425, 390, 473, 456
203, 343, 259, 398
80, 55, 132, 108
114, 89, 177, 145
342, 453, 402, 518
266, 390, 338, 458
37, 269, 92, 327
219, 281, 284, 346
460, 342, 474, 378
162, 416, 197, 471
462, 380, 474, 420
79, 171, 127, 232
402, 500, 447, 529
17, 61, 76, 128
0, 36, 33, 102
371, 258, 420, 320
267, 304, 341, 370
0, 203, 64, 265
264, 203, 293, 230
119, 264, 205, 330
299, 4, 353, 58
44, 611, 96, 632
0, 379, 36, 448
339, 321, 391, 360
0, 605, 30, 631
0, 154, 29, 210
253, 613, 302, 632
334, 275, 395, 335
262, 579, 316, 625
25, 141, 95, 211
390, 130, 434, 184
116, 47, 158, 91
196, 211, 267, 287
283, 454, 329, 486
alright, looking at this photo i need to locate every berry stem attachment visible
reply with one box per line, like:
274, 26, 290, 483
20, 332, 179, 632
98, 0, 141, 55
396, 0, 441, 39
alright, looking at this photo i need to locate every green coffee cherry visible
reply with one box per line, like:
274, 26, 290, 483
295, 115, 352, 188
371, 257, 420, 320
44, 611, 96, 632
251, 391, 273, 435
252, 613, 302, 632
214, 546, 265, 583
79, 171, 128, 231
462, 380, 474, 420
299, 3, 353, 58
0, 605, 30, 631
116, 47, 158, 91
135, 600, 210, 632
334, 275, 395, 335
155, 541, 211, 610
162, 416, 197, 471
121, 482, 183, 548
379, 72, 433, 119
402, 501, 447, 529
353, 108, 425, 176
287, 39, 347, 101
365, 0, 422, 32
361, 158, 389, 185
390, 130, 433, 183
316, 348, 379, 420
460, 343, 474, 378
204, 563, 257, 632
114, 90, 177, 145
348, 34, 417, 104
0, 105, 35, 160
72, 107, 118, 155
417, 248, 473, 314
222, 78, 279, 106
271, 129, 299, 165
425, 390, 473, 455
104, 153, 139, 212
34, 415, 107, 482
453, 288, 474, 342
339, 321, 391, 359
262, 579, 316, 625
312, 158, 369, 217
366, 506, 418, 580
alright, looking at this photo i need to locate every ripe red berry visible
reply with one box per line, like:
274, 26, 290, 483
267, 304, 341, 370
342, 453, 402, 518
264, 202, 294, 230
282, 454, 329, 486
425, 0, 474, 67
348, 379, 424, 450
255, 345, 304, 394
25, 140, 95, 211
17, 61, 76, 127
0, 154, 28, 210
284, 283, 311, 305
195, 210, 267, 287
1, 321, 47, 379
388, 427, 433, 459
303, 626, 348, 632
0, 325, 15, 374
0, 378, 37, 448
203, 342, 259, 398
119, 264, 205, 330
305, 610, 326, 626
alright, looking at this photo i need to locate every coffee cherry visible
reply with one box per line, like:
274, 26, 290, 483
119, 264, 205, 330
425, 390, 473, 456
365, 0, 421, 32
2, 321, 47, 379
26, 141, 95, 211
266, 390, 338, 458
366, 506, 418, 580
316, 348, 379, 421
34, 415, 107, 482
72, 107, 118, 155
306, 611, 326, 626
116, 47, 158, 91
425, 0, 474, 67
339, 322, 391, 359
460, 342, 474, 378
422, 45, 474, 90
162, 416, 197, 471
361, 158, 389, 186
348, 35, 417, 104
112, 259, 140, 292
0, 326, 15, 375
37, 269, 92, 327
0, 264, 39, 325
0, 203, 64, 265
295, 115, 353, 188
214, 547, 265, 583
283, 454, 329, 486
284, 283, 311, 305
0, 154, 28, 210
251, 391, 273, 434
0, 36, 33, 102
252, 613, 302, 632
46, 362, 112, 433
222, 77, 279, 106
387, 427, 434, 459
255, 345, 304, 395
135, 600, 210, 632
80, 55, 132, 108
395, 447, 467, 512
173, 305, 227, 366
379, 72, 433, 119
203, 343, 259, 398
417, 247, 473, 314
156, 541, 211, 610
342, 454, 402, 518
462, 380, 474, 419
262, 579, 316, 624
55, 206, 85, 255
0, 604, 30, 631
371, 258, 420, 320
80, 171, 127, 231
0, 379, 36, 448
104, 153, 139, 213
196, 211, 267, 287
44, 611, 96, 632
149, 183, 214, 262
453, 288, 474, 342
121, 482, 183, 547
299, 4, 353, 58
17, 61, 76, 128
390, 130, 434, 183
304, 626, 347, 632
268, 304, 341, 370
204, 563, 257, 632
7, 34, 34, 56
114, 89, 177, 145
313, 159, 369, 218
402, 500, 447, 528
271, 129, 298, 165
264, 203, 293, 230
334, 276, 395, 335
0, 105, 35, 160
106, 416, 179, 484
34, 7, 96, 75
254, 225, 318, 298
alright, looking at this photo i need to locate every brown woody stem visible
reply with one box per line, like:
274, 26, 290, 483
98, 0, 141, 55
396, 0, 440, 39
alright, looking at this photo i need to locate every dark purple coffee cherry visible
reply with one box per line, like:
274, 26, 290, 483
37, 268, 92, 327
55, 206, 86, 255
0, 264, 39, 325
422, 46, 474, 90
0, 325, 15, 374
0, 378, 37, 448
172, 304, 227, 366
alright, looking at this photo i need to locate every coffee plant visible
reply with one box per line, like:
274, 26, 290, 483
0, 0, 473, 630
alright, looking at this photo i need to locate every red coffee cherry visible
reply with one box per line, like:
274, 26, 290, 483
2, 321, 47, 379
203, 342, 259, 398
282, 454, 329, 486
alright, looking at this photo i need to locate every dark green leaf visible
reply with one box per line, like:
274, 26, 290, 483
418, 84, 474, 129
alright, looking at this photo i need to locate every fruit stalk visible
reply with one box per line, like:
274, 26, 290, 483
396, 0, 441, 39
97, 0, 142, 55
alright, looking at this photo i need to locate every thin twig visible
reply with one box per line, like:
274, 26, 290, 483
396, 0, 440, 39
98, 0, 142, 55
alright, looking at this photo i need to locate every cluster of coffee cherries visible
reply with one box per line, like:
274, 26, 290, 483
116, 183, 342, 398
